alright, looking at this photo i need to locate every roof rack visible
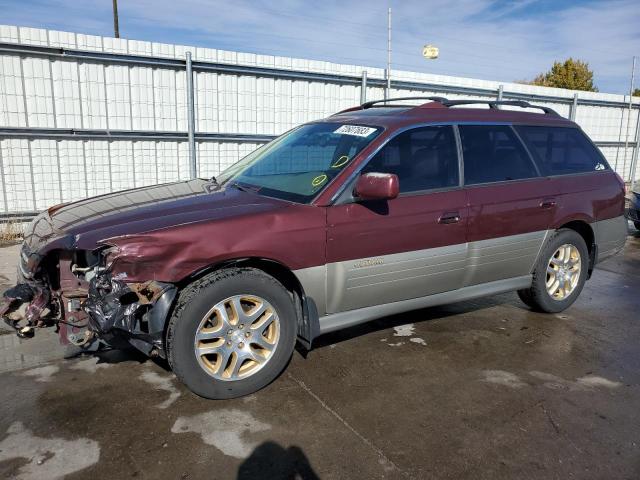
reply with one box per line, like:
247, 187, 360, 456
349, 97, 560, 117
439, 99, 560, 116
361, 96, 449, 109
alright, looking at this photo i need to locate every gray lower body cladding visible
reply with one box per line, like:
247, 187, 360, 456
294, 216, 626, 338
593, 215, 628, 263
294, 229, 549, 318
319, 275, 533, 334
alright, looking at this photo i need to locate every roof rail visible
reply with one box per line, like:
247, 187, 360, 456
344, 96, 560, 117
361, 96, 449, 109
440, 99, 560, 116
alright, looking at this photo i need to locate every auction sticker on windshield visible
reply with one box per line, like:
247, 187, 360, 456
334, 125, 377, 137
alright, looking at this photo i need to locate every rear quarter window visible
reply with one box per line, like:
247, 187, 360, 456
515, 126, 608, 176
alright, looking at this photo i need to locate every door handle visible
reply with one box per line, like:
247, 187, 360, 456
438, 212, 461, 224
540, 198, 557, 209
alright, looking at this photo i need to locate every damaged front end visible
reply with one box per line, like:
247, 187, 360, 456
1, 242, 177, 358
84, 271, 176, 356
0, 282, 53, 338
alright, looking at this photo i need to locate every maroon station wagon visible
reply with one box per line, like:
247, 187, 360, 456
1, 97, 627, 399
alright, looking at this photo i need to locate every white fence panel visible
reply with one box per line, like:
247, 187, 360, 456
0, 25, 638, 215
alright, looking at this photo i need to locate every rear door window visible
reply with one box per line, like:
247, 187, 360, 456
515, 126, 608, 176
361, 125, 459, 194
458, 125, 539, 185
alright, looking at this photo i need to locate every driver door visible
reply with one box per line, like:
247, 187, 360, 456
325, 125, 468, 313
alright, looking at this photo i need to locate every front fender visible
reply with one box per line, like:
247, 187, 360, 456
100, 207, 326, 283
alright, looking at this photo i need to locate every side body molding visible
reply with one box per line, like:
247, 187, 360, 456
318, 275, 532, 334
292, 229, 550, 337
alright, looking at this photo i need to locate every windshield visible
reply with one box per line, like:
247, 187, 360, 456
217, 122, 383, 203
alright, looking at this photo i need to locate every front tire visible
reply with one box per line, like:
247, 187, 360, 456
634, 221, 640, 231
517, 229, 589, 313
166, 268, 297, 399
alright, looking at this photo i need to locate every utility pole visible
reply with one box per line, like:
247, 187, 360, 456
622, 56, 637, 179
385, 7, 391, 99
112, 0, 120, 38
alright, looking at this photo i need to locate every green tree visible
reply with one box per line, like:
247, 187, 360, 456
528, 58, 598, 92
633, 88, 640, 97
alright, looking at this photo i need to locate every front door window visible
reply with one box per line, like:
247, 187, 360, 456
361, 125, 459, 193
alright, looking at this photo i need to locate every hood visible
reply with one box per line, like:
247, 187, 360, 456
22, 179, 289, 256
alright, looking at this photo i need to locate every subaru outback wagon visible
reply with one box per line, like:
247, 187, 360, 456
2, 97, 627, 399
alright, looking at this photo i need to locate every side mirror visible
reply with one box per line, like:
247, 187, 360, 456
354, 173, 399, 201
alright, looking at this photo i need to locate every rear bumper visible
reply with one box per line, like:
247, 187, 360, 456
594, 215, 627, 264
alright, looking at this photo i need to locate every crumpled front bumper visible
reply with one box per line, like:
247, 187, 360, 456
0, 282, 52, 338
2, 244, 179, 358
83, 272, 177, 357
3, 212, 182, 356
1, 273, 178, 357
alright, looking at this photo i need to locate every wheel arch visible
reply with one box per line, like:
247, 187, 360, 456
175, 257, 319, 349
556, 220, 596, 277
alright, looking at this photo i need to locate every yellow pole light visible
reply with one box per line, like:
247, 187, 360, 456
422, 45, 439, 59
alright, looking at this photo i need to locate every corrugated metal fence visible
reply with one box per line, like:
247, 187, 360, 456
1, 25, 639, 218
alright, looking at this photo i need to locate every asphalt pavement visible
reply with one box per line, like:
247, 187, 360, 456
0, 229, 639, 480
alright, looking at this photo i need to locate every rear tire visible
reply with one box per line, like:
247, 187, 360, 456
166, 268, 296, 399
517, 229, 588, 313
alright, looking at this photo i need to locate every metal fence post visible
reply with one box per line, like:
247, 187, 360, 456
570, 93, 578, 121
360, 71, 368, 105
495, 85, 503, 110
185, 51, 197, 179
629, 108, 640, 192
384, 68, 390, 100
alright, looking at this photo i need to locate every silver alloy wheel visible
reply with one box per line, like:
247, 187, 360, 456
194, 295, 280, 381
546, 243, 581, 301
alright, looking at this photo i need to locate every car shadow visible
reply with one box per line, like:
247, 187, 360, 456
72, 345, 151, 366
84, 347, 175, 373
237, 441, 320, 480
310, 294, 511, 351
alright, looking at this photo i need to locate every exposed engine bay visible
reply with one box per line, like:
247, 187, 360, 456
1, 245, 177, 358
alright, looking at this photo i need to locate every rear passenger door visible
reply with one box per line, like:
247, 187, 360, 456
459, 124, 555, 287
326, 125, 468, 313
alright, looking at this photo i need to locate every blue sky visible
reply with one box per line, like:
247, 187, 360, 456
1, 0, 639, 94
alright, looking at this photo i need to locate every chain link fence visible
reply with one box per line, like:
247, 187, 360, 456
1, 25, 639, 220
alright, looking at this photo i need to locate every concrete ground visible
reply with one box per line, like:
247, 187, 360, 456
0, 229, 639, 480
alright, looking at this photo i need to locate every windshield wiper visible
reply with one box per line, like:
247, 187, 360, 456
229, 182, 253, 193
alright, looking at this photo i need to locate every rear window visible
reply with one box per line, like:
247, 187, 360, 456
515, 126, 608, 176
459, 125, 539, 185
